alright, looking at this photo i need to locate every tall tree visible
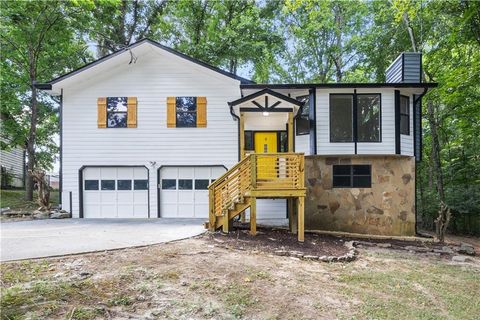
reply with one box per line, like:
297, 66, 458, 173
1, 0, 91, 200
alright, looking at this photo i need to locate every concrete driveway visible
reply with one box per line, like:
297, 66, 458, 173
0, 219, 205, 262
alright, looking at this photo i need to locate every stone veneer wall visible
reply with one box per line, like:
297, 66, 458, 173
304, 156, 416, 236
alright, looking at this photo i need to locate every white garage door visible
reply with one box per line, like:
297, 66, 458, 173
83, 167, 149, 218
159, 166, 226, 218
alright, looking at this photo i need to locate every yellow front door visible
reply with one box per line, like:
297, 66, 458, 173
254, 132, 278, 179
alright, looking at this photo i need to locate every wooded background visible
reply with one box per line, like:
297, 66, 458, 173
1, 0, 479, 235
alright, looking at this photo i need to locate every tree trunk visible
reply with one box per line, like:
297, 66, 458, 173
25, 71, 38, 201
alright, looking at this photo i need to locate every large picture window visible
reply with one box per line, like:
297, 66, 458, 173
330, 94, 381, 142
400, 95, 410, 135
176, 97, 197, 127
107, 97, 128, 128
332, 165, 371, 188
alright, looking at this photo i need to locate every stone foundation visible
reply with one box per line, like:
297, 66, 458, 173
304, 156, 416, 236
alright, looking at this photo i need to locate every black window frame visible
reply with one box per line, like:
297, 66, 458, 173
176, 96, 197, 128
332, 165, 372, 188
295, 95, 310, 136
329, 93, 382, 143
106, 97, 128, 128
400, 95, 410, 135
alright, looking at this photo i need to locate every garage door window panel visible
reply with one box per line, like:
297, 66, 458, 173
134, 180, 148, 190
179, 179, 193, 190
162, 179, 176, 190
101, 180, 115, 190
195, 179, 209, 190
117, 180, 132, 190
85, 180, 99, 190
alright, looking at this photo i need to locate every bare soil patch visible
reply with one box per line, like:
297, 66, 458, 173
207, 225, 349, 257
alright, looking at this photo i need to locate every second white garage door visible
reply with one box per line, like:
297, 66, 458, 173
159, 166, 226, 218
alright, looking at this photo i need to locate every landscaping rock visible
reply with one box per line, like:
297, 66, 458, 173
33, 210, 49, 219
274, 250, 288, 256
303, 255, 319, 260
376, 243, 392, 248
452, 255, 470, 263
442, 246, 455, 254
458, 243, 475, 256
405, 246, 430, 253
50, 211, 71, 219
1, 207, 11, 214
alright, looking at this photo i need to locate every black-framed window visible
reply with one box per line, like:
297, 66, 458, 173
161, 179, 176, 190
330, 95, 354, 142
400, 95, 410, 135
106, 97, 128, 128
117, 180, 132, 190
85, 180, 99, 190
332, 165, 371, 188
330, 94, 381, 142
296, 95, 310, 136
176, 97, 197, 127
195, 179, 210, 190
134, 179, 148, 190
101, 180, 116, 190
178, 179, 193, 190
357, 94, 381, 142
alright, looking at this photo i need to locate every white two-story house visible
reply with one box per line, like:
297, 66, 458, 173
37, 39, 436, 238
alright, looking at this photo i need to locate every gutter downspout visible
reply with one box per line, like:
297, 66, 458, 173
413, 87, 429, 236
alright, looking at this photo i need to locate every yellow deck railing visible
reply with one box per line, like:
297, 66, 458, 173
208, 153, 305, 229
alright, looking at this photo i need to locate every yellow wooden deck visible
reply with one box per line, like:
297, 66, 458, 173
207, 153, 306, 241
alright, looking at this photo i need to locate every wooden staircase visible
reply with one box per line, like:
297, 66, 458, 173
207, 153, 306, 241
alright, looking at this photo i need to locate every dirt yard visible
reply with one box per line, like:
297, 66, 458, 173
1, 232, 479, 320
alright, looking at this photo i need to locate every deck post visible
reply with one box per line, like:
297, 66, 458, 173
287, 112, 294, 152
250, 197, 257, 235
298, 196, 305, 242
222, 213, 230, 233
208, 189, 215, 231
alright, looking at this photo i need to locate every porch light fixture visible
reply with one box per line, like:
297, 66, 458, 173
262, 111, 269, 116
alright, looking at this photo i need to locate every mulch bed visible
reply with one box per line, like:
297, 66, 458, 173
207, 224, 350, 257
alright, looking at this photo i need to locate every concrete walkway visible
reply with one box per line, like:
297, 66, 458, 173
0, 219, 205, 262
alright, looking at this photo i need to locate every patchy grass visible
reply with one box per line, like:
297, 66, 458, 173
0, 237, 479, 319
0, 189, 59, 212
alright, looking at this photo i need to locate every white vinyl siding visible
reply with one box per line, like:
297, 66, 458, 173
61, 50, 240, 217
295, 133, 310, 155
0, 139, 24, 188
